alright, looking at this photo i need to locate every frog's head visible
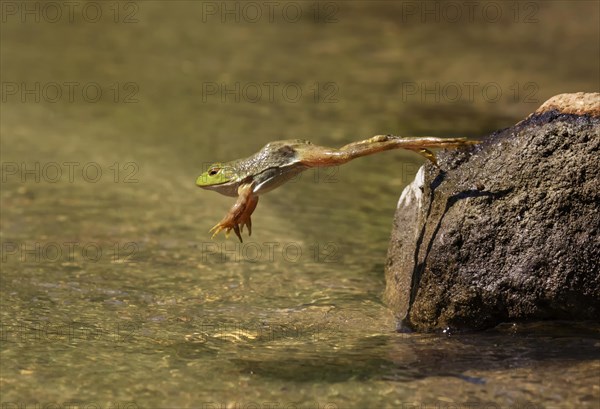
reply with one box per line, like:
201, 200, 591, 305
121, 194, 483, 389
196, 163, 240, 196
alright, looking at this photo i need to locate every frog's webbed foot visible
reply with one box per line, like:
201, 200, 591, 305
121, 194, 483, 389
399, 137, 480, 167
408, 148, 439, 167
209, 184, 259, 242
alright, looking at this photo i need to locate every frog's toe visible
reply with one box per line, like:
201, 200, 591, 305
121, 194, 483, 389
246, 217, 252, 236
210, 191, 257, 242
210, 221, 244, 242
210, 221, 231, 238
413, 148, 439, 166
209, 223, 224, 239
233, 224, 243, 242
238, 196, 258, 237
239, 217, 252, 236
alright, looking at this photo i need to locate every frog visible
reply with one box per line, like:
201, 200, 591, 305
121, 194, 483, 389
196, 135, 478, 242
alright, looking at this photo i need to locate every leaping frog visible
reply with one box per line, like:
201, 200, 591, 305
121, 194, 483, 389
196, 135, 478, 241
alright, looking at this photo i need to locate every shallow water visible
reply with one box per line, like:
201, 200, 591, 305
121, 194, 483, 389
1, 1, 599, 408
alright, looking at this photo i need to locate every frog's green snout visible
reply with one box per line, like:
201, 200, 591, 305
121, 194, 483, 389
196, 165, 234, 187
195, 172, 220, 187
195, 173, 207, 187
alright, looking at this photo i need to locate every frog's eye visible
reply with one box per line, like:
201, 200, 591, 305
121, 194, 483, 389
208, 168, 220, 176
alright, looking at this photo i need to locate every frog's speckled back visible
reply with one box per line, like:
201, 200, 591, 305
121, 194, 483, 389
235, 139, 313, 175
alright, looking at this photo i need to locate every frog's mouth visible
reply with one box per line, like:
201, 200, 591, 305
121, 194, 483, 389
195, 174, 224, 187
196, 176, 240, 197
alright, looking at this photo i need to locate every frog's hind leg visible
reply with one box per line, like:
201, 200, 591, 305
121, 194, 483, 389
297, 135, 391, 167
299, 135, 475, 168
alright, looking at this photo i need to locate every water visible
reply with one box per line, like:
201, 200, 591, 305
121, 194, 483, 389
1, 1, 599, 408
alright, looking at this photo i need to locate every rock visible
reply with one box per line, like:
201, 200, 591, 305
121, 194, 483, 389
531, 92, 600, 117
385, 92, 600, 332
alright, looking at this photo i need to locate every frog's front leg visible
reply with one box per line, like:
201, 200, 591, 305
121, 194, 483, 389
209, 183, 259, 242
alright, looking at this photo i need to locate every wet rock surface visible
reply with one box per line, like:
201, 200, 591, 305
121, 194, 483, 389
385, 93, 600, 331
